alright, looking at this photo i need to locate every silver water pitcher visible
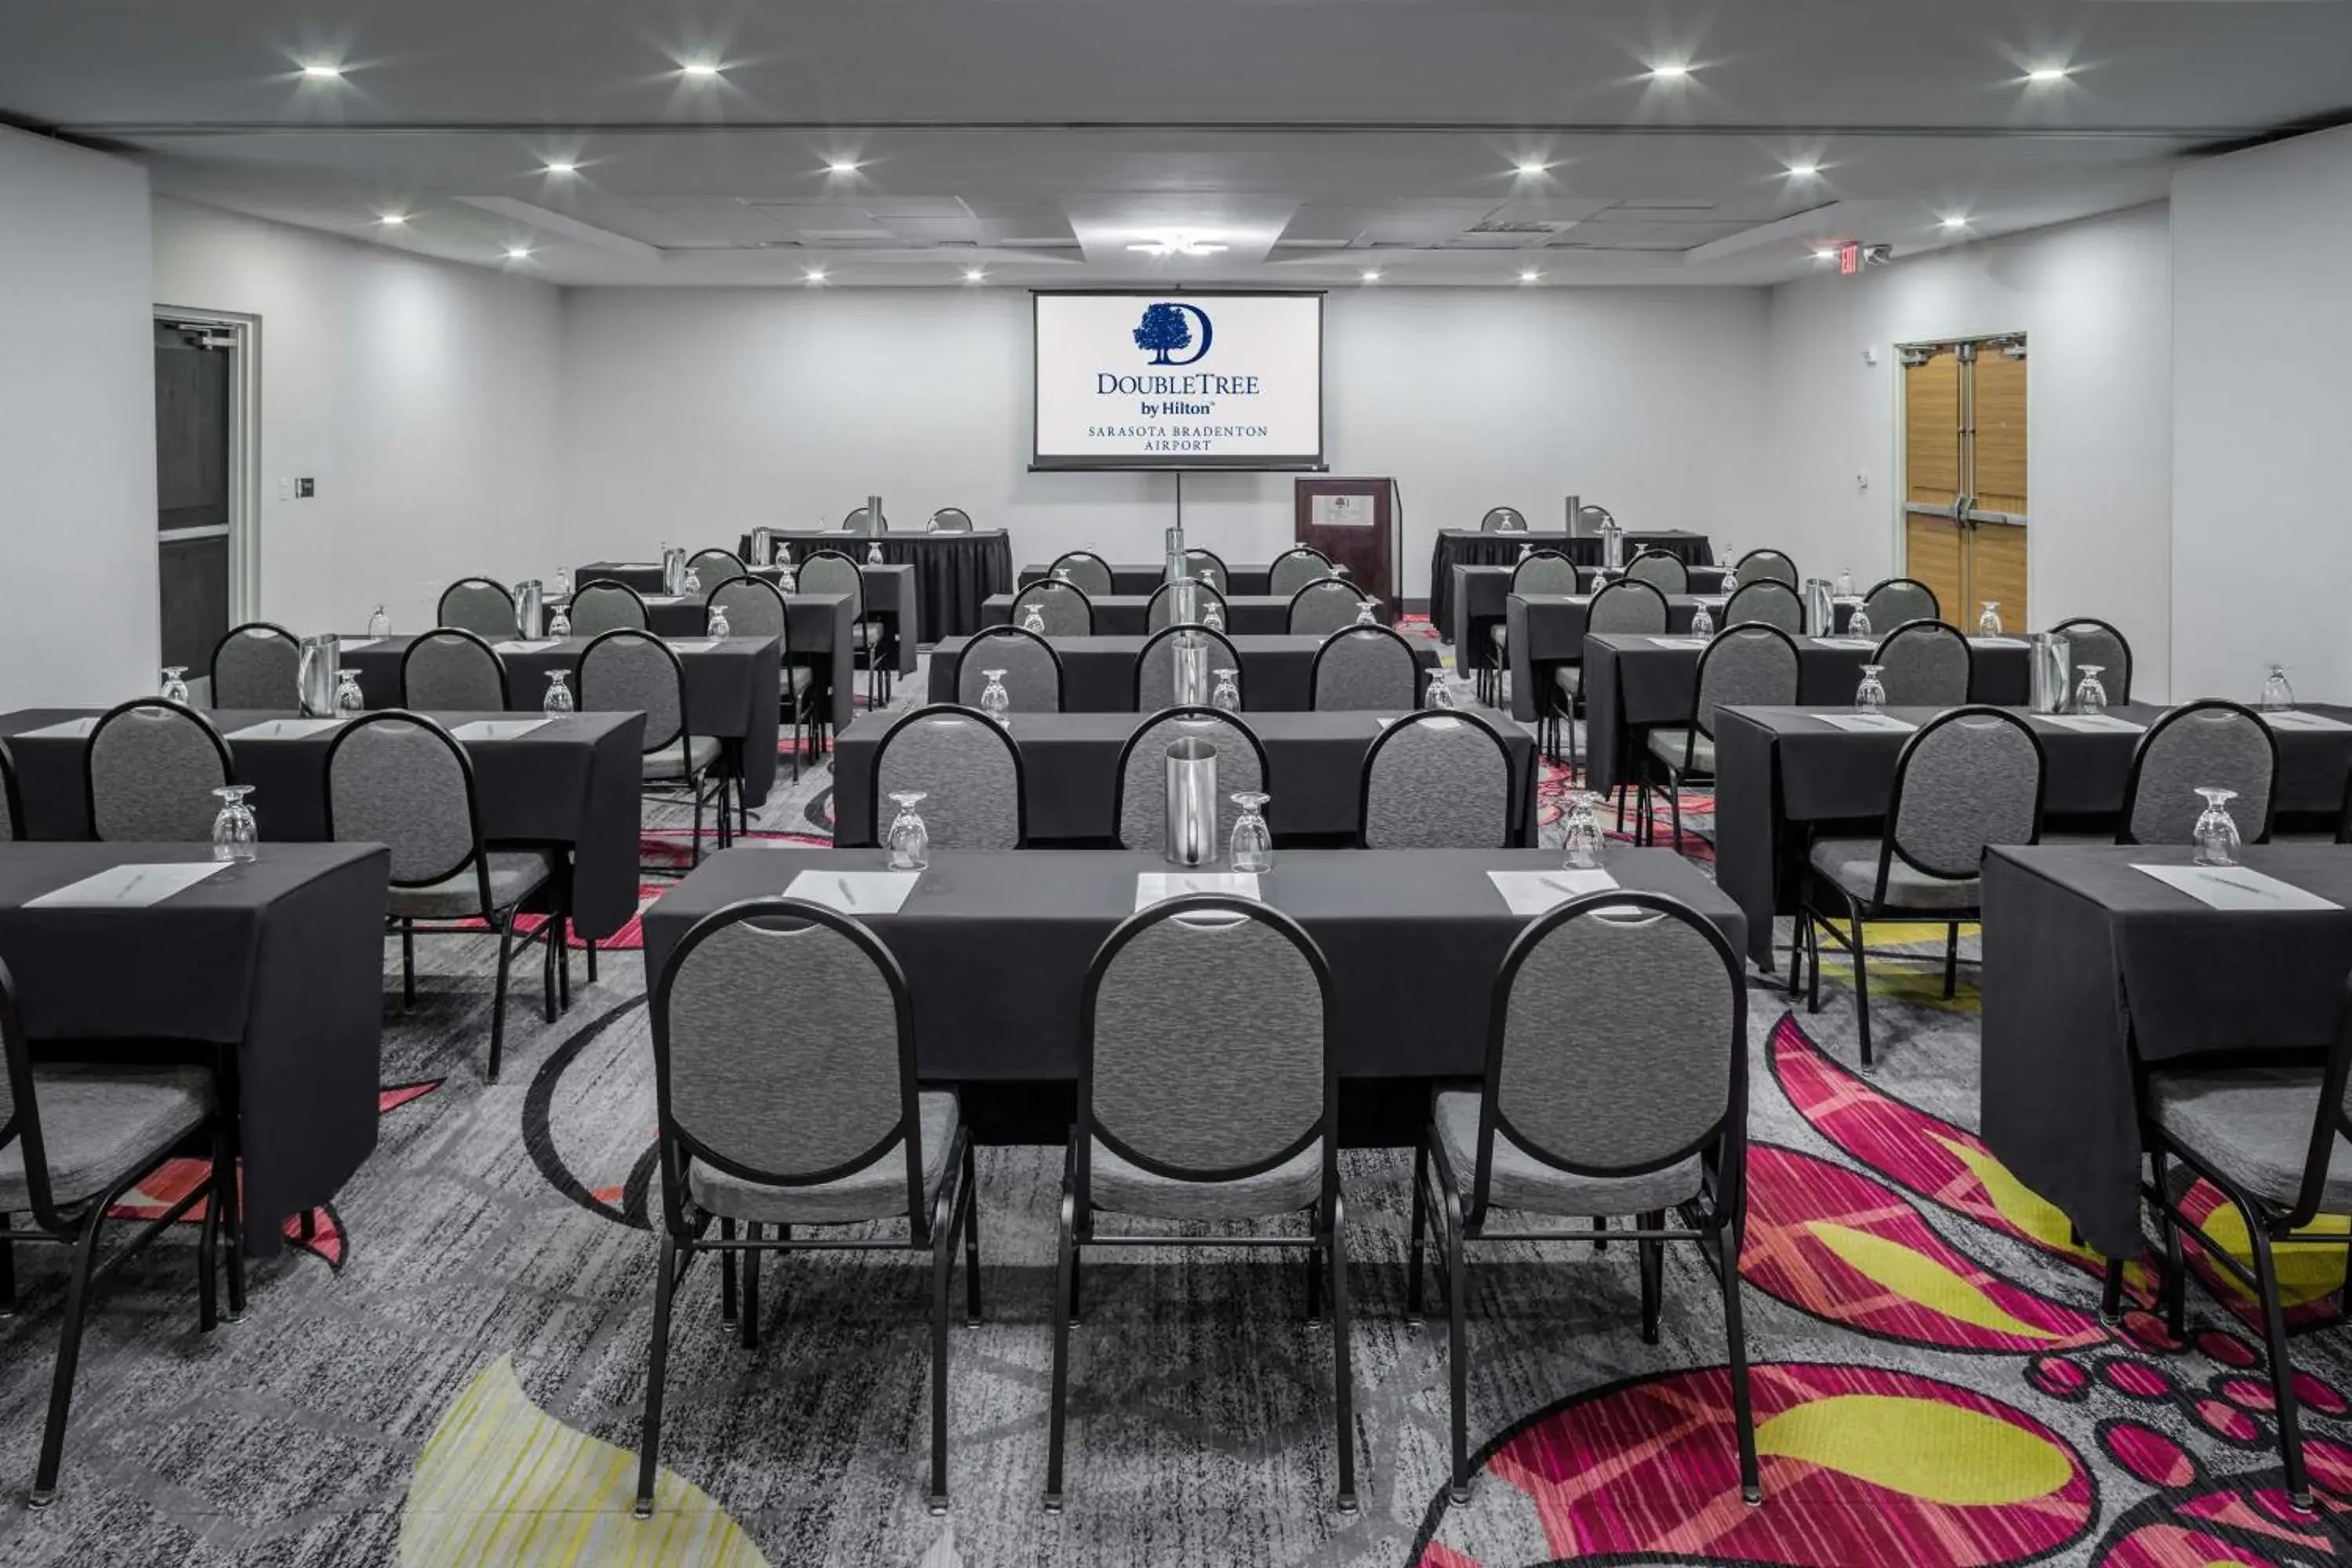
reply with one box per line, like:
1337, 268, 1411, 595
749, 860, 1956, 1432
1600, 516, 1625, 572
297, 634, 341, 717
1564, 493, 1584, 535
2030, 632, 2073, 713
866, 493, 885, 532
749, 526, 777, 568
1803, 578, 1836, 637
1163, 737, 1220, 866
1173, 629, 1209, 706
1171, 575, 1201, 630
512, 579, 545, 639
1164, 524, 1186, 586
660, 546, 686, 596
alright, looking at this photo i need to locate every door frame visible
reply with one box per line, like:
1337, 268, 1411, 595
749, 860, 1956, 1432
153, 306, 262, 625
1892, 330, 2030, 612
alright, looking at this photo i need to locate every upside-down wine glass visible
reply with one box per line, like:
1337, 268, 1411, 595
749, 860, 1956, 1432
160, 667, 190, 704
2192, 788, 2241, 867
1846, 604, 1872, 639
1855, 663, 1888, 715
543, 670, 574, 715
1425, 668, 1457, 710
978, 669, 1012, 725
367, 604, 390, 638
1562, 792, 1605, 871
1353, 597, 1377, 626
1022, 602, 1047, 635
886, 790, 930, 870
211, 785, 257, 862
2260, 663, 2295, 713
2074, 666, 2108, 716
1689, 602, 1715, 639
681, 565, 701, 598
707, 600, 731, 637
1977, 601, 2003, 637
334, 671, 365, 717
1230, 792, 1273, 873
1210, 668, 1241, 713
867, 540, 885, 564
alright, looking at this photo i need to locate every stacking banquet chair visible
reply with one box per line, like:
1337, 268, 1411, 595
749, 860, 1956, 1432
1047, 550, 1115, 598
1551, 579, 1667, 773
1177, 548, 1229, 593
210, 622, 300, 708
566, 579, 650, 638
1639, 624, 1799, 851
85, 699, 234, 841
842, 505, 884, 534
325, 711, 565, 1081
579, 630, 734, 868
956, 626, 1064, 714
1267, 546, 1334, 598
1288, 579, 1373, 636
1136, 625, 1243, 711
1796, 706, 2045, 1066
1046, 895, 1355, 1512
1359, 710, 1517, 848
1871, 619, 1973, 707
684, 547, 745, 590
2052, 617, 2134, 705
1479, 506, 1526, 532
1862, 576, 1940, 630
1112, 710, 1268, 854
2102, 969, 2352, 1513
0, 738, 20, 840
0, 956, 239, 1506
1482, 549, 1580, 706
1624, 548, 1690, 596
437, 578, 517, 640
638, 898, 978, 1515
1144, 579, 1227, 633
872, 706, 1026, 849
797, 548, 891, 709
1722, 578, 1803, 633
1410, 891, 1755, 1506
400, 627, 510, 710
706, 575, 818, 783
2118, 700, 2276, 845
1311, 624, 1420, 710
1732, 547, 1799, 589
928, 506, 975, 532
1010, 579, 1094, 637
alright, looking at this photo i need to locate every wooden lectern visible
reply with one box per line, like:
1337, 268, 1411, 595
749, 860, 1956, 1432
1294, 477, 1399, 612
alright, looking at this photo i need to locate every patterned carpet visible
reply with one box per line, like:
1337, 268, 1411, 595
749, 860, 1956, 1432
2, 630, 2349, 1566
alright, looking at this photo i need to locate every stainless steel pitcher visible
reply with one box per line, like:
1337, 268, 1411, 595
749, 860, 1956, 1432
1601, 517, 1625, 572
512, 579, 544, 640
297, 634, 341, 717
866, 493, 885, 533
1163, 737, 1220, 866
1173, 629, 1209, 706
1170, 576, 1200, 630
1803, 578, 1836, 637
1164, 524, 1186, 586
2030, 632, 2073, 713
749, 526, 777, 567
660, 546, 686, 596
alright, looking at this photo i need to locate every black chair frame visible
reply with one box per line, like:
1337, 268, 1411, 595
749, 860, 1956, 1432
871, 703, 1029, 849
1622, 547, 1691, 596
1486, 549, 1581, 707
399, 626, 512, 710
1010, 580, 1097, 637
1863, 576, 1942, 625
801, 549, 894, 707
2118, 699, 2278, 846
209, 622, 300, 707
1554, 578, 1669, 774
82, 699, 236, 843
706, 574, 816, 787
1286, 579, 1374, 634
953, 626, 1066, 714
2051, 617, 2133, 705
1871, 618, 1976, 705
1109, 710, 1272, 850
436, 576, 516, 637
1720, 578, 1802, 630
1142, 579, 1227, 633
0, 737, 21, 840
1635, 623, 1799, 851
1134, 624, 1243, 711
1356, 708, 1519, 849
579, 630, 735, 871
1308, 622, 1420, 712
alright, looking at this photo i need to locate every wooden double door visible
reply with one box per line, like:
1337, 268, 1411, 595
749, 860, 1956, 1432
1903, 336, 2027, 629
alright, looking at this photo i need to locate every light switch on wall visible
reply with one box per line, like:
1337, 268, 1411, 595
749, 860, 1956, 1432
277, 476, 291, 500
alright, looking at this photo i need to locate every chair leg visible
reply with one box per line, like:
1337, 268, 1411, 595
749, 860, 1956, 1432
633, 1231, 679, 1519
540, 913, 559, 1025
1406, 1137, 1430, 1323
1846, 906, 1873, 1069
197, 1134, 224, 1334
1444, 1192, 1472, 1504
1806, 909, 1824, 1014
401, 919, 416, 1009
741, 1222, 761, 1351
0, 1214, 16, 1317
962, 1143, 983, 1327
28, 1210, 107, 1508
1721, 1223, 1762, 1506
720, 1218, 737, 1323
216, 1131, 245, 1323
1328, 1192, 1359, 1514
1788, 909, 1806, 996
1943, 921, 1959, 999
1668, 776, 1684, 853
2099, 1254, 2126, 1327
1305, 1232, 1323, 1324
1639, 1211, 1664, 1345
2151, 1149, 2187, 1338
556, 914, 572, 1011
586, 936, 599, 985
2248, 1225, 2314, 1512
488, 909, 519, 1083
929, 1208, 954, 1515
1044, 1195, 1075, 1511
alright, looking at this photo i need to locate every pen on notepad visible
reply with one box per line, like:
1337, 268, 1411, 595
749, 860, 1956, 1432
836, 877, 855, 907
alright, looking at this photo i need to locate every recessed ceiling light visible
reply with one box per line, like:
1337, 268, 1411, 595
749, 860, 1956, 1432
543, 159, 577, 175
1515, 159, 1548, 176
379, 212, 408, 227
804, 267, 827, 282
301, 63, 342, 80
1361, 269, 1381, 282
1649, 61, 1691, 81
827, 159, 860, 175
1519, 268, 1540, 283
1788, 161, 1820, 177
1811, 247, 1837, 260
504, 245, 532, 260
1126, 234, 1228, 257
680, 61, 721, 80
1940, 215, 1969, 230
963, 267, 985, 282
2027, 65, 2071, 84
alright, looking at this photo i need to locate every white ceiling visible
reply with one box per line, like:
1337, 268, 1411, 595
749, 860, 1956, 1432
3, 1, 2346, 288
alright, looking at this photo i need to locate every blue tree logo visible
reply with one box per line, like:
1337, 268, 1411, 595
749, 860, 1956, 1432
1132, 302, 1212, 365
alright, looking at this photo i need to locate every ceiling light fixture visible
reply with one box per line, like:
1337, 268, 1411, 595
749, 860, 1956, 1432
543, 159, 577, 175
963, 267, 985, 283
301, 63, 343, 80
1361, 269, 1381, 282
1940, 214, 1969, 230
826, 159, 860, 175
1515, 159, 1548, 176
1788, 161, 1820, 177
680, 61, 721, 80
379, 212, 409, 227
1519, 268, 1540, 283
1811, 247, 1837, 260
504, 245, 532, 261
1649, 61, 1691, 81
804, 267, 827, 282
1126, 234, 1229, 257
2027, 64, 2071, 84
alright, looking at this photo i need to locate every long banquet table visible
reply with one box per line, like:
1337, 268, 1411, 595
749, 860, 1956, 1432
0, 841, 387, 1256
735, 529, 1012, 638
0, 708, 648, 941
1017, 561, 1276, 597
642, 846, 1741, 1083
571, 563, 916, 674
1449, 562, 1733, 662
829, 707, 1535, 848
926, 632, 1440, 713
981, 593, 1398, 637
1428, 528, 1713, 633
1502, 594, 1864, 717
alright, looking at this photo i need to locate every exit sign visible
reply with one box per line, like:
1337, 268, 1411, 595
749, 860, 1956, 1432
1838, 241, 1863, 276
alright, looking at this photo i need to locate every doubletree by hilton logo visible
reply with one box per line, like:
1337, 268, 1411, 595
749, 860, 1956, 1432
1133, 301, 1214, 366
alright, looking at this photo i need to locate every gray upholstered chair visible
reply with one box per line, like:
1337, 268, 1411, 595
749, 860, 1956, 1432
1732, 548, 1799, 589
928, 506, 975, 532
85, 699, 234, 842
708, 575, 816, 782
1479, 506, 1526, 532
1311, 625, 1420, 711
2121, 700, 2277, 846
566, 580, 649, 638
1047, 550, 1115, 598
684, 548, 746, 591
1359, 710, 1515, 848
1267, 547, 1334, 598
1135, 625, 1242, 712
324, 711, 561, 1080
1871, 619, 1973, 708
209, 622, 299, 709
1722, 578, 1803, 633
579, 630, 731, 866
1010, 580, 1094, 637
1144, 579, 1226, 633
799, 550, 887, 709
1481, 550, 1581, 706
1641, 624, 1800, 851
1624, 550, 1690, 596
2053, 618, 2132, 706
842, 505, 885, 535
1112, 710, 1268, 853
436, 579, 517, 640
1178, 548, 1229, 594
640, 898, 976, 1516
872, 705, 1025, 850
0, 739, 20, 842
1550, 579, 1668, 771
1863, 577, 1940, 631
956, 626, 1063, 713
1410, 891, 1754, 1507
401, 628, 508, 711
1046, 896, 1352, 1512
1288, 578, 1372, 635
0, 956, 235, 1507
1798, 706, 2045, 1065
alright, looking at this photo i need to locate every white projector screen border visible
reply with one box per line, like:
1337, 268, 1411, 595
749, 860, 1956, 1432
1030, 289, 1327, 473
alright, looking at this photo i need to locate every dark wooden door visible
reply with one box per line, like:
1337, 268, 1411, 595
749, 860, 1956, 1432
155, 321, 232, 673
1293, 478, 1396, 609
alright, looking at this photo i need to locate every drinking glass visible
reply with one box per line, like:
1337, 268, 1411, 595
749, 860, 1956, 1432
543, 670, 574, 715
707, 601, 731, 637
1200, 566, 1220, 591
1517, 543, 1533, 563
334, 670, 365, 717
2192, 787, 2241, 867
1053, 567, 1073, 585
979, 669, 1012, 724
1352, 597, 1377, 626
2074, 666, 2108, 715
886, 790, 930, 870
553, 568, 571, 597
1688, 603, 1715, 638
866, 541, 885, 564
1855, 663, 1888, 715
1425, 669, 1457, 710
1846, 605, 1872, 639
2260, 663, 2295, 712
211, 785, 257, 862
1977, 601, 2003, 637
367, 604, 390, 638
1210, 668, 1241, 713
1562, 792, 1605, 870
778, 561, 799, 593
1022, 603, 1047, 634
160, 666, 190, 704
1835, 568, 1853, 597
1203, 602, 1225, 632
547, 605, 572, 637
1230, 792, 1273, 873
680, 565, 701, 597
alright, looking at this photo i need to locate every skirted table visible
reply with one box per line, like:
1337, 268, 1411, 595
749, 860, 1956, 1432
1450, 562, 1733, 674
1016, 561, 1275, 597
0, 840, 387, 1256
1428, 528, 1714, 634
572, 562, 917, 674
1501, 593, 1861, 720
735, 530, 1012, 638
926, 633, 1439, 713
981, 593, 1397, 638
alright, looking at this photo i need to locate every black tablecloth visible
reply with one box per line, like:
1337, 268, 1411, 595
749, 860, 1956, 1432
1982, 844, 2352, 1258
336, 634, 784, 807
737, 531, 1011, 638
982, 593, 1396, 637
0, 841, 387, 1256
926, 633, 1440, 713
0, 709, 648, 941
1017, 562, 1275, 597
1447, 563, 1733, 654
1713, 703, 2352, 967
829, 708, 1535, 848
1429, 530, 1715, 631
1501, 594, 1860, 713
572, 564, 917, 673
1576, 633, 2034, 793
642, 846, 1740, 1083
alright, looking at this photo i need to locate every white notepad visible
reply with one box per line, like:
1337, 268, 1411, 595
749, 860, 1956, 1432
665, 638, 721, 653
1486, 869, 1617, 916
225, 717, 346, 740
1376, 715, 1461, 731
785, 869, 920, 914
1646, 637, 1711, 650
494, 640, 560, 655
1972, 636, 2031, 648
1134, 872, 1260, 911
336, 637, 379, 651
2135, 864, 2340, 913
2261, 710, 2352, 733
2044, 713, 2147, 734
15, 717, 96, 740
1812, 713, 1918, 734
29, 860, 232, 908
644, 595, 686, 606
1812, 637, 1879, 650
449, 718, 554, 741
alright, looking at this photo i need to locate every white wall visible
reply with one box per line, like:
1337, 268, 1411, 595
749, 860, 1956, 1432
0, 129, 157, 708
555, 285, 1772, 599
151, 198, 566, 637
2172, 124, 2352, 703
1765, 204, 2175, 698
